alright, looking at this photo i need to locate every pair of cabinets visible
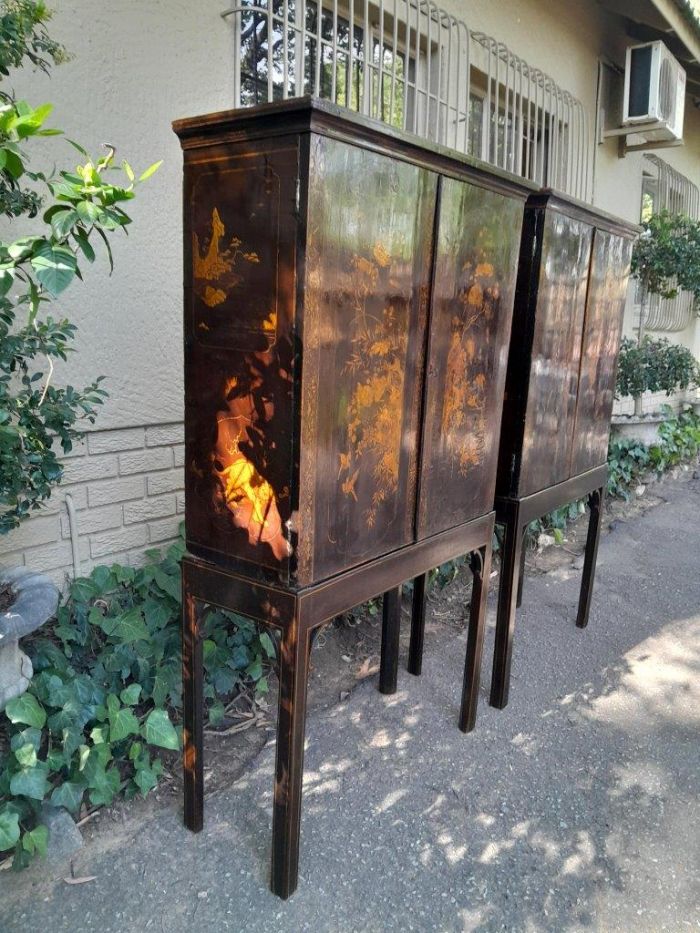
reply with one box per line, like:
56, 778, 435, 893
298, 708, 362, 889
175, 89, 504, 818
179, 103, 633, 589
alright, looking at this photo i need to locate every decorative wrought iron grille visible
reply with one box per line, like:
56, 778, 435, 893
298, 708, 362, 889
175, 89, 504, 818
639, 154, 699, 332
222, 0, 591, 200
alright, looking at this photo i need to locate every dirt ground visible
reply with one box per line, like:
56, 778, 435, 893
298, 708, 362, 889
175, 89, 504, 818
65, 461, 695, 858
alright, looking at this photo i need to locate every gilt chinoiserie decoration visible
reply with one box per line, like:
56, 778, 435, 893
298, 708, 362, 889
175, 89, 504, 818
491, 191, 638, 711
175, 98, 529, 899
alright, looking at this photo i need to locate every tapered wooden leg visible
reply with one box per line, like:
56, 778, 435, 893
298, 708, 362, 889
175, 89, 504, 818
516, 539, 527, 609
182, 575, 203, 833
576, 487, 604, 629
408, 573, 427, 676
490, 510, 524, 710
379, 587, 402, 695
271, 615, 312, 899
459, 544, 492, 733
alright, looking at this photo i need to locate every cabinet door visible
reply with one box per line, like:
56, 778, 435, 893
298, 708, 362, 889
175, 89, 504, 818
184, 139, 299, 580
570, 229, 633, 475
416, 176, 523, 539
518, 210, 592, 496
297, 135, 437, 583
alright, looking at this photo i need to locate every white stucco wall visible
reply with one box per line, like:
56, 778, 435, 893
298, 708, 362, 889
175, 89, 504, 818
4, 0, 700, 582
13, 0, 236, 431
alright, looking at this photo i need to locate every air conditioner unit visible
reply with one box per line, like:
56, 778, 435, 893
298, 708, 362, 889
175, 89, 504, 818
623, 40, 686, 142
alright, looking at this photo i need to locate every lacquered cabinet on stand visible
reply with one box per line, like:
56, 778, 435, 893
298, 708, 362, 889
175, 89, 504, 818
174, 98, 529, 898
490, 191, 638, 710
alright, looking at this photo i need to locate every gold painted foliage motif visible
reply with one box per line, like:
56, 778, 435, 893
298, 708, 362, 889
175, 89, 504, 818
442, 253, 501, 476
339, 243, 407, 529
193, 207, 260, 308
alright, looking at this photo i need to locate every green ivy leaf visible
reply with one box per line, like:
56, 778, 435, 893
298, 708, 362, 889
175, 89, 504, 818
10, 763, 50, 800
50, 781, 86, 814
14, 743, 37, 768
22, 825, 48, 857
0, 810, 20, 851
259, 631, 276, 659
143, 708, 179, 751
119, 684, 142, 706
111, 607, 149, 644
30, 243, 78, 297
108, 705, 140, 744
5, 694, 46, 729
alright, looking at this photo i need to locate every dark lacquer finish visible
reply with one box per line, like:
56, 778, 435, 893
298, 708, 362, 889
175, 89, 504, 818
570, 231, 633, 475
518, 210, 591, 496
491, 190, 637, 712
175, 97, 531, 899
183, 138, 299, 580
301, 136, 436, 581
417, 177, 522, 537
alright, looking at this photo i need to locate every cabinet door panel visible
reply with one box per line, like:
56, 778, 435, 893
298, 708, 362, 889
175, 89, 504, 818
417, 177, 523, 538
571, 230, 633, 475
519, 211, 591, 496
298, 135, 436, 582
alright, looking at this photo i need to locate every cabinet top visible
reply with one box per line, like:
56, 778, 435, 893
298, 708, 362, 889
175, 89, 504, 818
526, 189, 641, 239
172, 96, 535, 202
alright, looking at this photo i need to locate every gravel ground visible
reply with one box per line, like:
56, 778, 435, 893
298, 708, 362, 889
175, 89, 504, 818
1, 474, 698, 933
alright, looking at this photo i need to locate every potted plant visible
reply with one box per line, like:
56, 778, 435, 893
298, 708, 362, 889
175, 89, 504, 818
0, 1, 159, 707
613, 336, 700, 443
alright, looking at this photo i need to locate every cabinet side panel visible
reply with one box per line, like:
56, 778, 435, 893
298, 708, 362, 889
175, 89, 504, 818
570, 230, 633, 475
302, 135, 436, 581
417, 177, 523, 538
518, 211, 592, 496
183, 140, 299, 581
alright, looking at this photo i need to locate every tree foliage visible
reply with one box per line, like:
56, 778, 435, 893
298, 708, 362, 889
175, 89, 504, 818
0, 1, 161, 533
631, 209, 700, 306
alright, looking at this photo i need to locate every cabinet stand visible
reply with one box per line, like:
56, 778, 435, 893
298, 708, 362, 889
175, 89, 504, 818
182, 512, 494, 899
489, 464, 607, 710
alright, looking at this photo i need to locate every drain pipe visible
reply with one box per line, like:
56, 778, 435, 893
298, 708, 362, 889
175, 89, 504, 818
64, 494, 82, 579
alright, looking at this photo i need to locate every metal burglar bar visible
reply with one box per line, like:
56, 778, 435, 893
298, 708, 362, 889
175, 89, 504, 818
640, 154, 699, 331
221, 0, 591, 200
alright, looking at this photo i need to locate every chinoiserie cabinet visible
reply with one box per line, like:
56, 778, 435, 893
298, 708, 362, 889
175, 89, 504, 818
490, 191, 638, 710
174, 98, 530, 898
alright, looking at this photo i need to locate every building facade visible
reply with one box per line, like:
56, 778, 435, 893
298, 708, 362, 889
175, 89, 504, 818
3, 0, 699, 584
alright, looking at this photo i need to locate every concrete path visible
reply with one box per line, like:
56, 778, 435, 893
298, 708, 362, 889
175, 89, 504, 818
2, 476, 699, 932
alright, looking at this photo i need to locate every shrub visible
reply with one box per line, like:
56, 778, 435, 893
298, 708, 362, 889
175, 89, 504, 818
616, 336, 699, 401
0, 1, 160, 533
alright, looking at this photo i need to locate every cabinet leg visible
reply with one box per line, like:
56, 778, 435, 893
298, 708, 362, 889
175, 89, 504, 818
459, 545, 492, 733
408, 573, 427, 676
271, 616, 312, 899
516, 540, 527, 609
576, 487, 604, 629
182, 578, 203, 833
490, 515, 524, 710
379, 587, 402, 695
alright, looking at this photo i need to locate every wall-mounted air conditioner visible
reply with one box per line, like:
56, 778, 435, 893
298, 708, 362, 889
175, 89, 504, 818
623, 40, 686, 142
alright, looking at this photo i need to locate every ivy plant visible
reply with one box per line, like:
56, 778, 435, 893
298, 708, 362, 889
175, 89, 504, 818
0, 532, 276, 868
0, 0, 161, 533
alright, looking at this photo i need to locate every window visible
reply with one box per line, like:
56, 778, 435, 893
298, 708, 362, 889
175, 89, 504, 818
226, 1, 590, 200
637, 154, 699, 331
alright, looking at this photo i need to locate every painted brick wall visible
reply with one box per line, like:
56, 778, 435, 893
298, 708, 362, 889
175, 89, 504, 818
612, 388, 696, 417
0, 422, 185, 589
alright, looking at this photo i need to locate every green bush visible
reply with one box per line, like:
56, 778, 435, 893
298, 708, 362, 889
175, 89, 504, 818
0, 533, 274, 868
615, 336, 699, 401
0, 1, 160, 533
